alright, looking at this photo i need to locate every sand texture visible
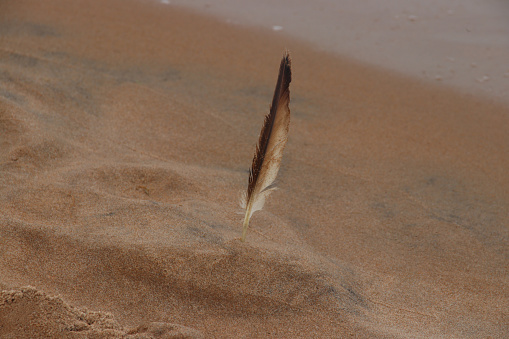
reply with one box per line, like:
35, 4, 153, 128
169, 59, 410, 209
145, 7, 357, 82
170, 0, 509, 104
0, 0, 508, 337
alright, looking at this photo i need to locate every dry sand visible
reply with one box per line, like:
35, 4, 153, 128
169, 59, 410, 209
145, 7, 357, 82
0, 0, 508, 337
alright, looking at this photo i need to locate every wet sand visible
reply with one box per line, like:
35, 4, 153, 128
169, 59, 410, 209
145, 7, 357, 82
0, 0, 508, 337
169, 0, 509, 104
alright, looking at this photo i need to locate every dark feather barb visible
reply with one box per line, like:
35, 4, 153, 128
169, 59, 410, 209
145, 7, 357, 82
241, 51, 292, 241
246, 52, 292, 202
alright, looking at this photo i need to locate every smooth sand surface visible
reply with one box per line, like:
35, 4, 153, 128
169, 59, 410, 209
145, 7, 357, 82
168, 0, 509, 104
0, 0, 508, 337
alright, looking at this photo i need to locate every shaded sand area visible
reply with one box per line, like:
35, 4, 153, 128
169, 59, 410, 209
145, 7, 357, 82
0, 0, 508, 337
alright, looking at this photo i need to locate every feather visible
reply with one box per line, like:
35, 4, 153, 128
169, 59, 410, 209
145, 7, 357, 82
241, 51, 292, 242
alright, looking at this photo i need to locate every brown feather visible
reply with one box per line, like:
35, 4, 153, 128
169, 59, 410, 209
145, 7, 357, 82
241, 51, 292, 241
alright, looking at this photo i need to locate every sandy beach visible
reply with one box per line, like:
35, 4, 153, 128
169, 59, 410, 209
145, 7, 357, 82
1, 0, 508, 337
169, 0, 509, 105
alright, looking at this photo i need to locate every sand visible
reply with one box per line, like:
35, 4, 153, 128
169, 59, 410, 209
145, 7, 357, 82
169, 0, 509, 104
0, 0, 508, 337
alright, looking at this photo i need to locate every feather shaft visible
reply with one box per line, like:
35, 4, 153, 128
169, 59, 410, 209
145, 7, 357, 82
241, 51, 292, 242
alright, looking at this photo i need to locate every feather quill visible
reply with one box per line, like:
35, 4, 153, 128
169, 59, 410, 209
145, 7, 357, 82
241, 51, 292, 242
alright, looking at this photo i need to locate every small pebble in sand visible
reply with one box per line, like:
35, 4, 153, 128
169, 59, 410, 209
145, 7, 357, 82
476, 75, 490, 83
272, 26, 283, 31
161, 0, 170, 4
470, 62, 477, 68
407, 15, 417, 22
435, 75, 443, 81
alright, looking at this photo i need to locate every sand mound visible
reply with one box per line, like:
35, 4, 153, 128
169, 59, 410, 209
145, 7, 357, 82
0, 286, 204, 338
0, 286, 122, 338
0, 221, 366, 336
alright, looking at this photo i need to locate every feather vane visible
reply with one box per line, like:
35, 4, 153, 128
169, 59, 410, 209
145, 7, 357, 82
241, 52, 291, 241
